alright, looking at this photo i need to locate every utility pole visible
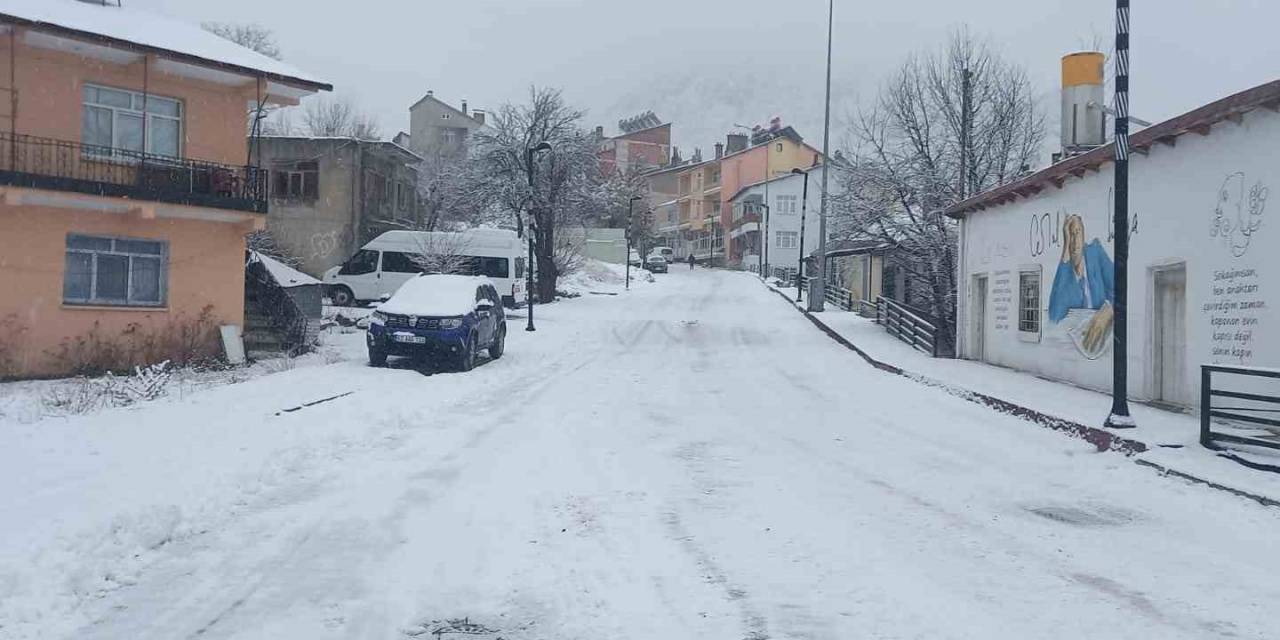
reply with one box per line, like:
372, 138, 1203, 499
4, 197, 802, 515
811, 0, 833, 312
959, 68, 972, 200
1106, 0, 1135, 428
626, 195, 641, 290
525, 142, 552, 332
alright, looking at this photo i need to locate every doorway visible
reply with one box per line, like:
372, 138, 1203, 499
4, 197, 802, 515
1152, 265, 1188, 406
971, 275, 988, 362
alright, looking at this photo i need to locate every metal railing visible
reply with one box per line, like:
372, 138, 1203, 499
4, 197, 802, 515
245, 257, 314, 355
876, 295, 939, 356
0, 132, 267, 213
1200, 364, 1280, 451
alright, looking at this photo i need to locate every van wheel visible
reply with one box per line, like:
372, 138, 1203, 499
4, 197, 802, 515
330, 286, 355, 307
489, 326, 506, 359
457, 334, 476, 372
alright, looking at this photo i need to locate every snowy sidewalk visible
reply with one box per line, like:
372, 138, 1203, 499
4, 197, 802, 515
768, 282, 1280, 506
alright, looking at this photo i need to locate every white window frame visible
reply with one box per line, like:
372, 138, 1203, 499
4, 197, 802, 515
82, 83, 183, 160
775, 230, 799, 249
1017, 265, 1043, 342
63, 233, 169, 307
776, 194, 798, 215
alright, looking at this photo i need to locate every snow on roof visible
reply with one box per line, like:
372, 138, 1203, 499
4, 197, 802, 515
249, 252, 320, 288
378, 275, 493, 317
0, 0, 329, 89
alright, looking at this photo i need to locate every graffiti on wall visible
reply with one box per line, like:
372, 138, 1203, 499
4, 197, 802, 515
1210, 172, 1267, 257
1047, 214, 1114, 360
309, 230, 343, 261
991, 271, 1012, 331
1204, 268, 1264, 363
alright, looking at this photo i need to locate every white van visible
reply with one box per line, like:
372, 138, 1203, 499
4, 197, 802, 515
323, 229, 526, 307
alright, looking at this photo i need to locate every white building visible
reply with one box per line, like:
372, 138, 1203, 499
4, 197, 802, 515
949, 78, 1280, 409
728, 165, 826, 282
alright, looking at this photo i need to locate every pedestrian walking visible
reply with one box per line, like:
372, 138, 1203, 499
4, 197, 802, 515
687, 254, 696, 270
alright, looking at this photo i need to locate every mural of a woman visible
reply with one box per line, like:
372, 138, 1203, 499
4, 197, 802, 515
1048, 214, 1115, 355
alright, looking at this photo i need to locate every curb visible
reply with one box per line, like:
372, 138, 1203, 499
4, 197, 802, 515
768, 285, 1280, 508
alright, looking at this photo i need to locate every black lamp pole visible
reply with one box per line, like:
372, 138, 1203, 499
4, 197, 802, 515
1106, 0, 1135, 428
526, 141, 552, 332
626, 196, 641, 290
792, 167, 809, 302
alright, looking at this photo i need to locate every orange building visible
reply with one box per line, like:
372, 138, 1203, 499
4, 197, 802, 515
0, 1, 329, 378
717, 125, 822, 266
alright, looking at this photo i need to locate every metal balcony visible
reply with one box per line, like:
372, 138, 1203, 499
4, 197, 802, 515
0, 132, 267, 213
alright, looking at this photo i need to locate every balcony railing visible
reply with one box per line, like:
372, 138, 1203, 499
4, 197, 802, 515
0, 132, 267, 213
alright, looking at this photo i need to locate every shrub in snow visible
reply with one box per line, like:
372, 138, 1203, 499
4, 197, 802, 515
104, 361, 172, 405
40, 362, 172, 415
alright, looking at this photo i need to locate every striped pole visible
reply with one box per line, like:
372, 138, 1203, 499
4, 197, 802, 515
1107, 0, 1135, 428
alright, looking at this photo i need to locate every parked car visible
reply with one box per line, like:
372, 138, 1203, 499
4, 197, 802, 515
650, 246, 675, 263
644, 255, 668, 273
628, 249, 643, 267
366, 274, 506, 371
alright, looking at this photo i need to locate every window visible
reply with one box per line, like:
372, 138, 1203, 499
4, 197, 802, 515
63, 234, 166, 307
82, 84, 182, 159
776, 194, 798, 215
271, 161, 319, 201
775, 231, 798, 249
1019, 270, 1042, 336
396, 183, 408, 211
441, 128, 459, 146
478, 257, 510, 279
381, 251, 422, 274
339, 249, 379, 275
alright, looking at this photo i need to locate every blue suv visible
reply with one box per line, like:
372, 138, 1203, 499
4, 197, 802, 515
366, 275, 506, 371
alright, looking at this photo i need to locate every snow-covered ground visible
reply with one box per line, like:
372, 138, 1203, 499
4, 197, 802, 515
2, 269, 1278, 639
795, 299, 1280, 503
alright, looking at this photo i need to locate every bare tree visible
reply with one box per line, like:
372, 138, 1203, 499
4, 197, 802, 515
202, 22, 282, 60
835, 27, 1047, 348
466, 86, 601, 300
245, 229, 303, 268
301, 97, 382, 140
406, 232, 477, 275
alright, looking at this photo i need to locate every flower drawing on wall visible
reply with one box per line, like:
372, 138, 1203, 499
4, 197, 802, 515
1048, 214, 1114, 359
1210, 172, 1267, 258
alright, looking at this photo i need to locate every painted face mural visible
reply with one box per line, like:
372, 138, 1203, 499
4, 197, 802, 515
1048, 214, 1115, 359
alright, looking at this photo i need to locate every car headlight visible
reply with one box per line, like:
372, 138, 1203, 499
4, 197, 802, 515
370, 311, 387, 325
439, 317, 464, 330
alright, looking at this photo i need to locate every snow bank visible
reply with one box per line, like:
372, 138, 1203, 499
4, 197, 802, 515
557, 259, 648, 297
378, 275, 493, 316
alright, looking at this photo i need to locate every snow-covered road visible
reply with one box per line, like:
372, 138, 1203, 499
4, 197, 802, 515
3, 269, 1278, 639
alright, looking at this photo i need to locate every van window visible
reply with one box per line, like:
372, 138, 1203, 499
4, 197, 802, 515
339, 249, 379, 275
381, 251, 422, 274
478, 257, 510, 279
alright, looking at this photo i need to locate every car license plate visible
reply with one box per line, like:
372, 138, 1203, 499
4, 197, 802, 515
393, 333, 426, 344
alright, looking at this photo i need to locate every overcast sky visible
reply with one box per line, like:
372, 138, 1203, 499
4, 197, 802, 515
135, 0, 1280, 160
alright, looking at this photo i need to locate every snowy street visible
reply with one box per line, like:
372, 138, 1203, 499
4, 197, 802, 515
3, 268, 1278, 639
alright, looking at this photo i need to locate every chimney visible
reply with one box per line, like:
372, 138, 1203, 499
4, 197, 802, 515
595, 125, 605, 139
715, 142, 724, 159
426, 89, 434, 98
726, 133, 748, 154
461, 100, 468, 116
1060, 51, 1106, 157
472, 109, 486, 126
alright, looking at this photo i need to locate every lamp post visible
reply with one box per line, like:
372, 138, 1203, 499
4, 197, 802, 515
525, 141, 552, 332
626, 195, 641, 290
755, 202, 771, 278
792, 168, 810, 301
1106, 0, 1135, 428
811, 0, 833, 312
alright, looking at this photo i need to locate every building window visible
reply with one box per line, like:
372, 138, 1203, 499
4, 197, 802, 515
775, 230, 798, 249
1019, 269, 1042, 336
271, 160, 319, 201
82, 84, 183, 159
63, 234, 167, 307
776, 194, 798, 215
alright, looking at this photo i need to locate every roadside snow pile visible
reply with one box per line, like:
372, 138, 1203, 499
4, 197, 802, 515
558, 259, 643, 297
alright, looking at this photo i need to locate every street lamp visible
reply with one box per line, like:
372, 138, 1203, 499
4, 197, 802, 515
755, 202, 770, 278
626, 195, 642, 290
525, 141, 552, 332
810, 0, 834, 312
792, 167, 810, 302
1106, 0, 1135, 428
